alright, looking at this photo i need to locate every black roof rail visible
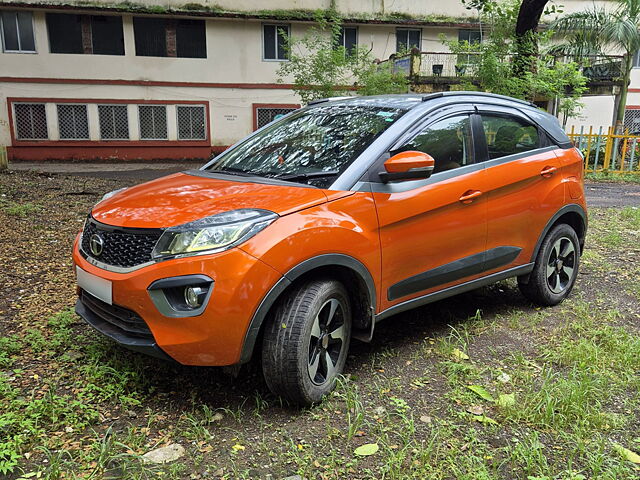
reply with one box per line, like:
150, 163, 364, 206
422, 91, 537, 108
307, 96, 353, 105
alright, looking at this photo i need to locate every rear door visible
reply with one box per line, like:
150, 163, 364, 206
476, 106, 566, 269
367, 108, 489, 313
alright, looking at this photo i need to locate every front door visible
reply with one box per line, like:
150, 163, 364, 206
370, 112, 489, 313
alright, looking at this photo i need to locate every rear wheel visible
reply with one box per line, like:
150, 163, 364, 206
261, 279, 351, 406
518, 224, 580, 306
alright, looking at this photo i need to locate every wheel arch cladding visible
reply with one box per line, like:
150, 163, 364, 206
531, 204, 587, 263
238, 254, 376, 364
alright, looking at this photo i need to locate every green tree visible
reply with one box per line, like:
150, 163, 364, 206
447, 0, 586, 120
276, 12, 408, 104
551, 0, 640, 125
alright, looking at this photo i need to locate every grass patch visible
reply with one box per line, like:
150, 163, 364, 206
586, 171, 640, 184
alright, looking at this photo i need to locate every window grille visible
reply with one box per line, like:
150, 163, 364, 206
57, 104, 89, 139
256, 107, 297, 129
98, 105, 129, 139
1, 11, 35, 52
14, 103, 48, 140
624, 109, 640, 134
177, 105, 206, 140
139, 105, 168, 139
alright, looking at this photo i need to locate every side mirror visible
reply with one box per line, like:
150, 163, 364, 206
378, 151, 435, 184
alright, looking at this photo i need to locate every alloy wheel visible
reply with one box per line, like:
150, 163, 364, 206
546, 236, 576, 294
307, 298, 346, 386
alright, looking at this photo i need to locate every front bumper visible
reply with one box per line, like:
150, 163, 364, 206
72, 234, 283, 366
75, 294, 174, 362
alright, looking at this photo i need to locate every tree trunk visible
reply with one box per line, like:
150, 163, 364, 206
615, 53, 633, 126
513, 0, 549, 76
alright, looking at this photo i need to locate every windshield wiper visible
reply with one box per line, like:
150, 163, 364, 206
274, 171, 340, 183
210, 167, 256, 177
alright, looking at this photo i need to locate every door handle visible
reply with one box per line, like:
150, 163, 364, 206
459, 190, 483, 204
540, 165, 558, 177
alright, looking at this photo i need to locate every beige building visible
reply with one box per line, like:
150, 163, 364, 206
0, 0, 635, 161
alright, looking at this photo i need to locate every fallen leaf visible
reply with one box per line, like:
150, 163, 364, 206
497, 393, 515, 407
354, 443, 379, 456
467, 385, 494, 402
231, 444, 245, 452
419, 415, 432, 424
466, 405, 485, 416
614, 444, 640, 464
471, 415, 499, 425
452, 348, 470, 360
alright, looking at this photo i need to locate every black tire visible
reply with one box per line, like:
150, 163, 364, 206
261, 278, 352, 406
518, 223, 580, 306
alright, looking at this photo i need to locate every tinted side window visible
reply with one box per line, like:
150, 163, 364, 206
481, 115, 540, 160
399, 115, 474, 174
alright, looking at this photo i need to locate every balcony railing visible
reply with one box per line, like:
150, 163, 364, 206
377, 52, 625, 83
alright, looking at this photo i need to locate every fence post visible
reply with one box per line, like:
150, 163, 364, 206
603, 126, 614, 170
0, 146, 7, 172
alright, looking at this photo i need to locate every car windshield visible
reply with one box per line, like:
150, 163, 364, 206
204, 104, 407, 188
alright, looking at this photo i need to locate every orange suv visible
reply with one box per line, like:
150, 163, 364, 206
73, 93, 587, 405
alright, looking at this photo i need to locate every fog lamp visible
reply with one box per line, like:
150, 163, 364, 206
184, 286, 207, 309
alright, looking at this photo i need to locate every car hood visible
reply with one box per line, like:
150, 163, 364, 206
91, 172, 332, 229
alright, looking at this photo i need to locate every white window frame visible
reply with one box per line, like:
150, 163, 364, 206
339, 26, 358, 50
97, 104, 130, 140
262, 23, 290, 62
56, 103, 90, 140
176, 104, 207, 140
13, 102, 48, 140
138, 104, 168, 140
396, 28, 421, 53
1, 10, 36, 53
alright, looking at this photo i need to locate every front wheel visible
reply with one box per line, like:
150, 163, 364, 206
518, 223, 580, 306
261, 279, 352, 406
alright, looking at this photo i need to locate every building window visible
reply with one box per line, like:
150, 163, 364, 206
458, 29, 482, 44
134, 17, 167, 57
255, 106, 298, 129
90, 16, 124, 55
337, 26, 357, 55
177, 105, 206, 140
139, 105, 168, 140
396, 28, 421, 53
133, 17, 206, 58
263, 24, 289, 61
176, 19, 206, 58
98, 105, 129, 140
57, 104, 89, 140
14, 103, 48, 140
46, 13, 124, 55
1, 11, 35, 53
46, 14, 83, 54
633, 50, 640, 68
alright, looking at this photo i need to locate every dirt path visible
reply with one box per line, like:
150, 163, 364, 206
585, 181, 640, 207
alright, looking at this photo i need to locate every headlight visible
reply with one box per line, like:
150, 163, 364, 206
101, 188, 127, 202
152, 209, 278, 259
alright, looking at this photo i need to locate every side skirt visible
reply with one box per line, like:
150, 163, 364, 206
376, 263, 534, 322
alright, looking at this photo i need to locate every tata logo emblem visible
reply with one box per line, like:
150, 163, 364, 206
90, 234, 105, 257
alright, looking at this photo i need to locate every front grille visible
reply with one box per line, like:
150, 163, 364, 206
80, 289, 154, 339
81, 219, 162, 268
